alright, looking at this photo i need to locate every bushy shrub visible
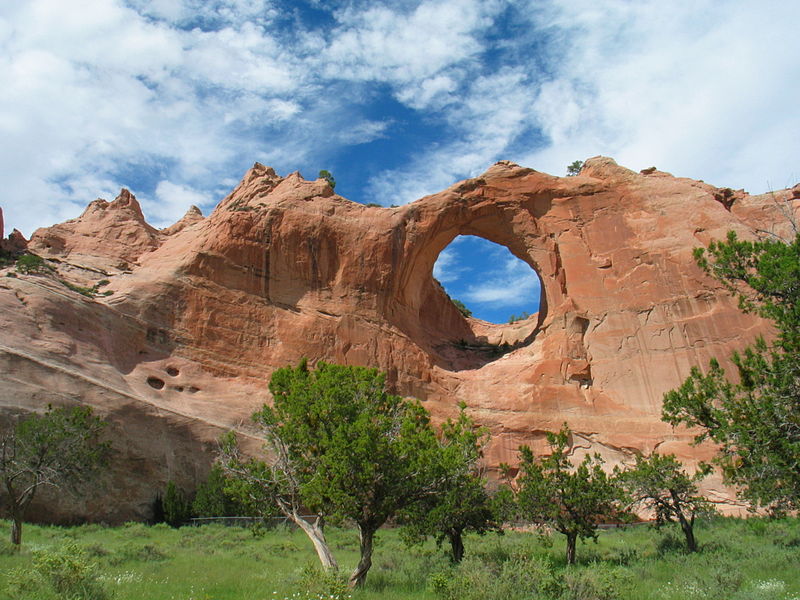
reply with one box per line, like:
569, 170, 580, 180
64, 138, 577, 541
561, 563, 632, 600
108, 542, 169, 565
163, 481, 191, 527
428, 555, 561, 600
5, 542, 110, 600
297, 564, 349, 600
15, 254, 47, 274
192, 464, 248, 517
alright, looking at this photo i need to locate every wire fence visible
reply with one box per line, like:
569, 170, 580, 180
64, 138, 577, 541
188, 515, 318, 527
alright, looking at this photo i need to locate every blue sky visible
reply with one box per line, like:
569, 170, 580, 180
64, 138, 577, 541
434, 236, 541, 323
1, 0, 799, 316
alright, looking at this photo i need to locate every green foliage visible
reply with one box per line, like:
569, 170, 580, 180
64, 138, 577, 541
62, 280, 98, 297
318, 169, 336, 189
221, 360, 471, 586
1, 518, 800, 599
0, 405, 110, 546
191, 465, 248, 517
162, 481, 191, 528
510, 424, 625, 564
663, 230, 800, 512
15, 254, 48, 274
566, 160, 584, 176
507, 311, 532, 323
428, 554, 563, 600
5, 542, 109, 600
297, 564, 350, 600
618, 453, 712, 552
0, 249, 15, 267
451, 298, 472, 318
399, 405, 501, 562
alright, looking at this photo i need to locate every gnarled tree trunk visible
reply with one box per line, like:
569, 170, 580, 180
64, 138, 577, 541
294, 514, 338, 571
10, 513, 22, 547
448, 529, 465, 563
349, 524, 376, 588
565, 531, 578, 565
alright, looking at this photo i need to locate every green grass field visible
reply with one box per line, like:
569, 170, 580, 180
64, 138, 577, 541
0, 517, 798, 600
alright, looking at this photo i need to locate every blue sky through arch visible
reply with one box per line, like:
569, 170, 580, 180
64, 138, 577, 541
433, 235, 540, 324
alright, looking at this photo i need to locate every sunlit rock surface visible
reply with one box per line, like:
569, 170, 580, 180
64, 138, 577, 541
2, 157, 798, 521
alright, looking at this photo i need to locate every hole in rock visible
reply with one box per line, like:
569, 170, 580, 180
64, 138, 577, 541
146, 377, 165, 390
433, 235, 541, 324
166, 367, 179, 377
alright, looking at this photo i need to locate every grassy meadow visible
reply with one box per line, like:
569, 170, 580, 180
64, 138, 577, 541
0, 517, 798, 600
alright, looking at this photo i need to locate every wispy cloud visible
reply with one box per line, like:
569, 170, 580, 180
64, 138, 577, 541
433, 247, 467, 284
463, 256, 541, 308
0, 0, 798, 238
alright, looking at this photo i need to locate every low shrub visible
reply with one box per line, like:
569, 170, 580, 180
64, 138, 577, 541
5, 542, 110, 600
15, 254, 48, 275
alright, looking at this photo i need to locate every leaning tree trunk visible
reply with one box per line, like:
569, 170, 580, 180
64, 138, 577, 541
349, 525, 376, 588
448, 529, 465, 563
676, 510, 697, 552
565, 532, 578, 565
294, 514, 338, 571
670, 490, 698, 552
10, 513, 22, 547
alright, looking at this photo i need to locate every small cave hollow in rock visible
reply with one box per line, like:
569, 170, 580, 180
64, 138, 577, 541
146, 376, 165, 390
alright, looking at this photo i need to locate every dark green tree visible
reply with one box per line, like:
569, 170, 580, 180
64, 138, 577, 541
15, 254, 47, 274
618, 453, 713, 552
399, 405, 501, 563
452, 298, 472, 318
318, 170, 336, 189
662, 230, 800, 512
220, 360, 451, 587
566, 160, 584, 176
163, 481, 191, 527
510, 424, 624, 564
191, 464, 248, 518
0, 405, 110, 546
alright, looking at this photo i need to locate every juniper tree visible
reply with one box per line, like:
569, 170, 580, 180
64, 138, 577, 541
0, 405, 109, 547
662, 230, 800, 512
510, 424, 624, 564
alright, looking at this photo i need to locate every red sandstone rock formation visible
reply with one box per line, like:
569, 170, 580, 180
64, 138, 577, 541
28, 189, 162, 271
1, 157, 798, 521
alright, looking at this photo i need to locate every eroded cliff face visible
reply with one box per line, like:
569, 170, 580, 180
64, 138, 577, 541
2, 157, 798, 521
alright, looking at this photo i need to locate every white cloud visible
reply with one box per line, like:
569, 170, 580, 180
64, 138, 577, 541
433, 247, 466, 284
149, 181, 213, 226
0, 0, 798, 241
323, 0, 498, 87
517, 0, 800, 192
463, 255, 541, 307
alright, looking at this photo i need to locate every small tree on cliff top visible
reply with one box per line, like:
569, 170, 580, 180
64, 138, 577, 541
0, 405, 110, 547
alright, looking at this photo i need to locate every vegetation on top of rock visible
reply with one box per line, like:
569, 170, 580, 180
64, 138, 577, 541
566, 160, 584, 176
15, 253, 49, 274
318, 169, 336, 190
452, 298, 472, 318
508, 311, 532, 323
